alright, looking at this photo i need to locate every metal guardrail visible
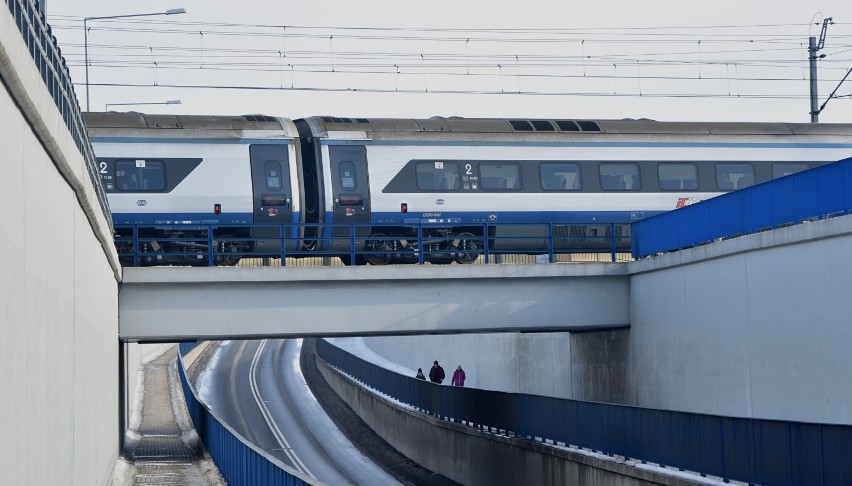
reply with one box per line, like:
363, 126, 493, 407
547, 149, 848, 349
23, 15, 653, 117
115, 221, 629, 266
177, 342, 314, 486
316, 338, 852, 486
4, 0, 113, 229
631, 157, 852, 259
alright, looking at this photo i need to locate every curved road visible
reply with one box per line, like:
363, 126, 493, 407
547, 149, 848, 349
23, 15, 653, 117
201, 339, 401, 485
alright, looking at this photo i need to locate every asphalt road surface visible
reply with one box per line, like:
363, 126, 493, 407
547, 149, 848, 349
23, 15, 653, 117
200, 339, 402, 485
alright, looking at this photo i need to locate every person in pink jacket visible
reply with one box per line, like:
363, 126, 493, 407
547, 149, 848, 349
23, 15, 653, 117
451, 365, 466, 387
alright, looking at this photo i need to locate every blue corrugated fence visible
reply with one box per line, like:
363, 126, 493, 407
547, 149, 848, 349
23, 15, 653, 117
632, 157, 852, 258
177, 342, 314, 486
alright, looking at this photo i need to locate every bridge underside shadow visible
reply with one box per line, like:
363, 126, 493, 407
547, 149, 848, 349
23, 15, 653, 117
119, 264, 629, 342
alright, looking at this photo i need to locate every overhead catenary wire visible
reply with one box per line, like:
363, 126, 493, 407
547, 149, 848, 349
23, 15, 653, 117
83, 80, 825, 99
46, 15, 852, 104
65, 56, 852, 82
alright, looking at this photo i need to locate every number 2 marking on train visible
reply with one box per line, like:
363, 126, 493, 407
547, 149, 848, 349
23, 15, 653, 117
465, 163, 473, 175
99, 161, 108, 174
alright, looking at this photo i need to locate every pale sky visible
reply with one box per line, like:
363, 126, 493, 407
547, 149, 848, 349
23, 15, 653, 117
45, 0, 852, 123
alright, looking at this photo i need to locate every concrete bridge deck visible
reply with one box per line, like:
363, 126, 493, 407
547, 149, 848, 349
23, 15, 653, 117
119, 263, 629, 341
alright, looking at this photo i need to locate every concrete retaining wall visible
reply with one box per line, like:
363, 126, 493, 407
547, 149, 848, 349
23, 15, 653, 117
626, 216, 852, 423
1, 6, 121, 485
366, 329, 628, 404
317, 357, 702, 486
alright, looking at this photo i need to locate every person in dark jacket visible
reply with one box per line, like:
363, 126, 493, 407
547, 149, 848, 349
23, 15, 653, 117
428, 360, 445, 384
451, 365, 466, 387
415, 368, 426, 380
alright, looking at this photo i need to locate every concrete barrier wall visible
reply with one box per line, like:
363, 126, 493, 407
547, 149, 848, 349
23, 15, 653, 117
365, 332, 575, 396
366, 215, 852, 424
1, 6, 121, 485
365, 329, 628, 404
317, 356, 697, 486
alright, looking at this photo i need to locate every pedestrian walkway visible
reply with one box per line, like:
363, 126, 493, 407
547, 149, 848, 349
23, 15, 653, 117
110, 346, 224, 485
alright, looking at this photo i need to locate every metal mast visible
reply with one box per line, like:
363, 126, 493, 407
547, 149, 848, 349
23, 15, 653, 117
808, 18, 832, 123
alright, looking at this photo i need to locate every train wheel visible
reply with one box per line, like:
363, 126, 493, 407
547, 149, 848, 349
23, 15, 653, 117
452, 232, 480, 264
365, 232, 393, 265
214, 235, 241, 266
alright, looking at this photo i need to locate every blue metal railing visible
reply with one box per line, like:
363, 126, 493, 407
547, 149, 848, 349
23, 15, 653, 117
316, 338, 852, 485
4, 0, 113, 229
632, 157, 852, 259
114, 221, 628, 266
177, 343, 314, 486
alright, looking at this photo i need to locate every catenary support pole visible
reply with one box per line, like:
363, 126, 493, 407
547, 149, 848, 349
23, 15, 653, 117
809, 36, 819, 123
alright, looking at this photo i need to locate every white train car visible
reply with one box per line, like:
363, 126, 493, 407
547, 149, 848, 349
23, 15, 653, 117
84, 113, 852, 265
84, 112, 304, 265
296, 117, 852, 264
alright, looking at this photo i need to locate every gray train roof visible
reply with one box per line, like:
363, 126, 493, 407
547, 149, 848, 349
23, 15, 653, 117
301, 116, 852, 139
83, 112, 852, 141
83, 112, 298, 139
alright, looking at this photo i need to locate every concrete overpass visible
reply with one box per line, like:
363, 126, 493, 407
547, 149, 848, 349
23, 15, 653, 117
119, 263, 629, 341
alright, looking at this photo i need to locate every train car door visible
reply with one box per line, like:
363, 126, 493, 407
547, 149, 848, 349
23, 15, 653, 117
329, 145, 370, 246
250, 144, 292, 238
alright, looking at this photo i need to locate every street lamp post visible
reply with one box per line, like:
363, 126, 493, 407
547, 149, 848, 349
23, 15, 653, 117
84, 8, 186, 111
105, 100, 182, 111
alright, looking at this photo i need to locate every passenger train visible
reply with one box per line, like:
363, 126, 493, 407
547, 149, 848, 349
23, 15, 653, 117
83, 112, 852, 265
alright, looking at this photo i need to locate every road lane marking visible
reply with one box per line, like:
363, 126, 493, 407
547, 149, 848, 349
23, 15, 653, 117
249, 339, 315, 478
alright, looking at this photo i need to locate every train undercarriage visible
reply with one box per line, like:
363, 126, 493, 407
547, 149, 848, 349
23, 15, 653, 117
113, 225, 483, 267
114, 228, 250, 266
351, 227, 482, 266
112, 223, 630, 267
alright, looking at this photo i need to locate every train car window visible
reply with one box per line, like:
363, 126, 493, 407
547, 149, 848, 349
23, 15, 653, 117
339, 161, 358, 191
415, 161, 460, 191
264, 160, 283, 190
716, 163, 755, 190
577, 121, 602, 132
599, 162, 641, 191
772, 162, 809, 179
658, 163, 699, 191
555, 120, 580, 132
114, 159, 165, 191
531, 120, 555, 131
540, 163, 582, 191
509, 120, 534, 131
479, 162, 522, 191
